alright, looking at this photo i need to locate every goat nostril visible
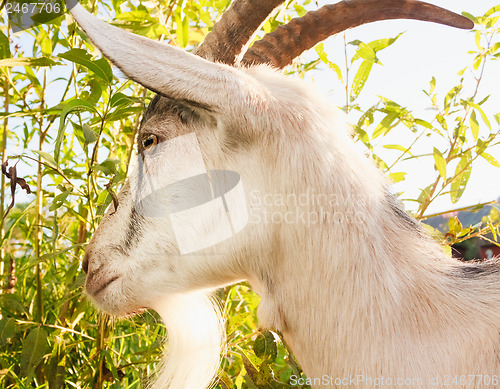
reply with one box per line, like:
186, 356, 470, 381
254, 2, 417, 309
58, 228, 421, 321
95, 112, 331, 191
82, 252, 89, 274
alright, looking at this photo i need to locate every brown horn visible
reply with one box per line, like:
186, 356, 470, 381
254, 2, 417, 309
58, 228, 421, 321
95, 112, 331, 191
194, 0, 285, 64
241, 0, 474, 69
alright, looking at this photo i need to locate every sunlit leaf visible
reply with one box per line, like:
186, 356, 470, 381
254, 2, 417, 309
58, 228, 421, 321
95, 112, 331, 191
350, 60, 373, 102
383, 144, 409, 153
0, 57, 56, 67
448, 216, 463, 235
388, 172, 406, 183
315, 43, 342, 81
480, 152, 500, 168
450, 152, 472, 204
58, 49, 113, 83
373, 111, 399, 139
175, 14, 190, 48
469, 110, 479, 141
433, 147, 447, 179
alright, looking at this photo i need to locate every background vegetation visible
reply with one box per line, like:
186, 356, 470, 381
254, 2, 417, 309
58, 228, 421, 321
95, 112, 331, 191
0, 0, 499, 388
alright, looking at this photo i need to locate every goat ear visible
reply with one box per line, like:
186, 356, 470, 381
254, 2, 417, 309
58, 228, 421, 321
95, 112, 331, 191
66, 0, 250, 108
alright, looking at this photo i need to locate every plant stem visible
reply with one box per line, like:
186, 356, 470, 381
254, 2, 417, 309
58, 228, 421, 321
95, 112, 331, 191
343, 33, 349, 113
0, 66, 9, 294
34, 68, 48, 323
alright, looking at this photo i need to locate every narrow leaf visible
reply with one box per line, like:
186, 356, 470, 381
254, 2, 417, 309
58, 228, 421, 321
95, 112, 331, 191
0, 31, 11, 59
469, 110, 479, 141
55, 99, 96, 162
450, 153, 472, 204
373, 111, 399, 139
480, 152, 500, 168
433, 147, 447, 179
383, 144, 410, 153
350, 60, 373, 102
388, 172, 406, 183
33, 150, 57, 169
0, 57, 56, 67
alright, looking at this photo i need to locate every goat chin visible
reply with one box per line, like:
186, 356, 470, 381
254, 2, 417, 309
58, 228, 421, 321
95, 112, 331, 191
150, 291, 225, 389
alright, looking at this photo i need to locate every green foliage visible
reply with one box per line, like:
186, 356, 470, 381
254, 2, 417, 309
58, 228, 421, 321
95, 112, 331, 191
0, 1, 499, 388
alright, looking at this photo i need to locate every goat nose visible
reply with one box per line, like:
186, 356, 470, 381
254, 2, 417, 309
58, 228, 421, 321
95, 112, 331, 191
82, 252, 89, 274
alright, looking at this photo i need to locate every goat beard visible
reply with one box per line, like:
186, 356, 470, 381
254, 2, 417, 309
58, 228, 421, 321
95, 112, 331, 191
149, 291, 225, 389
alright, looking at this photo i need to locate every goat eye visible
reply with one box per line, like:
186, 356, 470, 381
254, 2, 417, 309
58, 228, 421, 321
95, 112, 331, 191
142, 134, 158, 150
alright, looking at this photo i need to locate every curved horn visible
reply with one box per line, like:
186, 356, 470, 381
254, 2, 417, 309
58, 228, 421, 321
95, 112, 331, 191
241, 0, 474, 69
195, 0, 285, 64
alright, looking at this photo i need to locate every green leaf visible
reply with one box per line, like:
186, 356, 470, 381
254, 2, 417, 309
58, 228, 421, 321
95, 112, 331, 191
315, 43, 342, 81
0, 57, 56, 67
388, 172, 406, 183
227, 311, 252, 335
84, 79, 103, 105
480, 152, 500, 168
217, 371, 234, 389
20, 327, 48, 380
49, 190, 71, 211
175, 14, 190, 47
433, 147, 447, 179
368, 33, 403, 54
429, 77, 436, 93
32, 150, 58, 169
0, 317, 16, 345
443, 85, 462, 113
474, 30, 483, 51
0, 31, 11, 59
448, 216, 463, 235
58, 49, 113, 83
253, 331, 277, 362
0, 293, 29, 315
383, 144, 409, 153
55, 99, 96, 162
417, 184, 433, 207
240, 351, 261, 385
110, 92, 135, 108
82, 123, 98, 145
462, 12, 477, 24
103, 349, 119, 380
354, 42, 379, 64
373, 111, 399, 139
450, 152, 472, 204
469, 110, 479, 141
484, 5, 500, 17
48, 340, 66, 389
350, 60, 373, 102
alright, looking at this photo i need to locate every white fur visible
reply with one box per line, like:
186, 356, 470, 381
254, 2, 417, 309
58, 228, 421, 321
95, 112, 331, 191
71, 2, 500, 388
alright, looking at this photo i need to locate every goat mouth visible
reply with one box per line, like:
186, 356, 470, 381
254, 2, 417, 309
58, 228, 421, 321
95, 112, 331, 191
93, 276, 120, 295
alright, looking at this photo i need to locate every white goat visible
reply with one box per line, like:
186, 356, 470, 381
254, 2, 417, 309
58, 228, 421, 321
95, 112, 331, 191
68, 0, 500, 387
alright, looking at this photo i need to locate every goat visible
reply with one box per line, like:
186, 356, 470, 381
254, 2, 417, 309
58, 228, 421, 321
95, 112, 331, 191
68, 0, 500, 387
